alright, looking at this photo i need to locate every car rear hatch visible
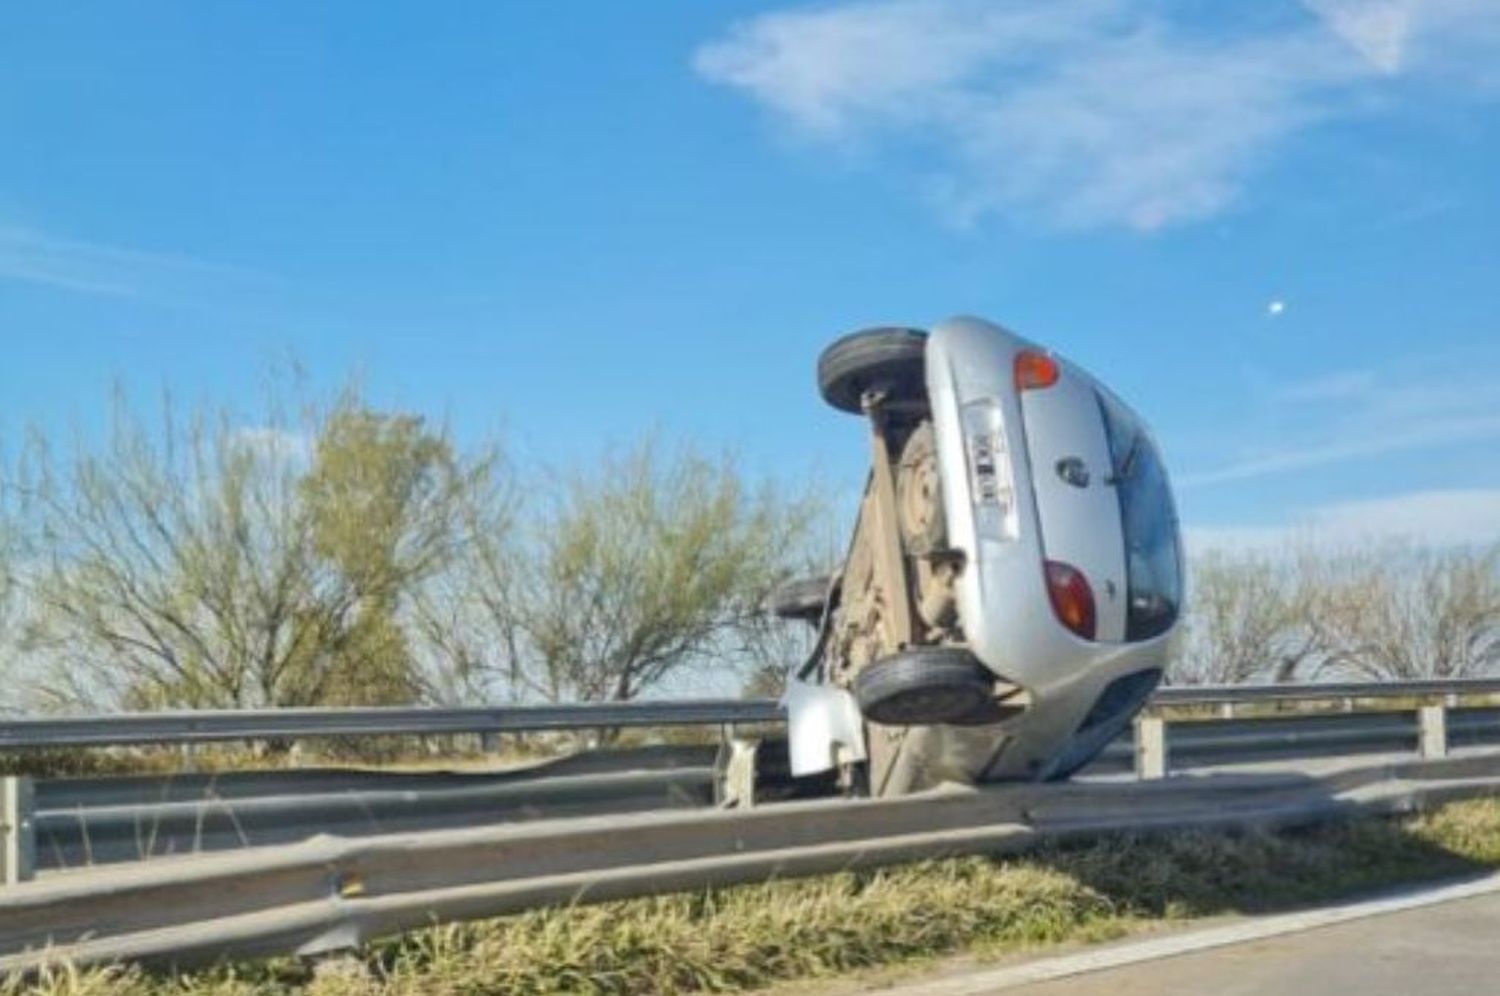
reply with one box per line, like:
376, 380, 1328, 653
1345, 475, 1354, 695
1018, 364, 1129, 642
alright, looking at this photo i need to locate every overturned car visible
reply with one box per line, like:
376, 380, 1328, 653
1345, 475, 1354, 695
778, 316, 1182, 796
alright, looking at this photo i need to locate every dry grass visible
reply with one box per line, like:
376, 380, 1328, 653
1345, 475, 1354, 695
0, 727, 734, 781
0, 737, 569, 780
6, 798, 1500, 996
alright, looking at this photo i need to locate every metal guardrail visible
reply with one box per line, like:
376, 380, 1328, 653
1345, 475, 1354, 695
4, 750, 1500, 972
1, 678, 1497, 752
1083, 707, 1497, 774
3, 680, 1499, 881
0, 680, 1495, 964
0, 699, 783, 750
10, 707, 1500, 874
1152, 678, 1500, 706
30, 746, 724, 871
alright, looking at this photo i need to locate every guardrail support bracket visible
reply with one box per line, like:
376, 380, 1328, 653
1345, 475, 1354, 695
2, 776, 35, 886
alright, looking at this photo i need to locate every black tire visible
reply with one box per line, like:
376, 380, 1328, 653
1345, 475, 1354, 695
768, 573, 839, 623
853, 646, 999, 726
817, 326, 928, 414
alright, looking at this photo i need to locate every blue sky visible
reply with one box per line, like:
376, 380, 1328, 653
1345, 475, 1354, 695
2, 0, 1498, 550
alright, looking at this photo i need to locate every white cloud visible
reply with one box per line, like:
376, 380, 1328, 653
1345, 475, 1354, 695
695, 0, 1500, 230
1186, 487, 1500, 554
1304, 0, 1409, 73
694, 2, 1114, 136
1267, 299, 1287, 317
1305, 0, 1500, 81
0, 225, 265, 300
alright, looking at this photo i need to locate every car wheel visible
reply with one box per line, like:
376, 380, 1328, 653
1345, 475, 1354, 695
817, 326, 928, 414
768, 573, 839, 623
853, 646, 998, 726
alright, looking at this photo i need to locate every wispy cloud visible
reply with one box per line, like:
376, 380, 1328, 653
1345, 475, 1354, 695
1268, 368, 1375, 404
1179, 360, 1500, 487
1178, 412, 1500, 487
0, 225, 267, 301
695, 0, 1500, 230
1186, 487, 1500, 554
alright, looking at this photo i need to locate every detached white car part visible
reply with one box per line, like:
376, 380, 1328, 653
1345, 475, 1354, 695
781, 316, 1182, 795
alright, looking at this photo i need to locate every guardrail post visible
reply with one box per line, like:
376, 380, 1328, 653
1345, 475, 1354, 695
714, 738, 759, 808
1218, 702, 1236, 720
1419, 704, 1447, 760
1134, 715, 1168, 780
2, 776, 35, 886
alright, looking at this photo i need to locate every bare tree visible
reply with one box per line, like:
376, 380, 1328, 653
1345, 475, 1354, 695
1172, 542, 1500, 686
1170, 550, 1321, 685
1313, 543, 1500, 680
417, 437, 821, 705
407, 461, 526, 705
0, 484, 18, 698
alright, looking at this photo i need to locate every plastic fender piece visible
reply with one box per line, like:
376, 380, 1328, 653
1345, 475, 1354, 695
782, 678, 868, 777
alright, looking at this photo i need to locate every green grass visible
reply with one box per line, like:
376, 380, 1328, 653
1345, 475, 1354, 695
7, 798, 1500, 996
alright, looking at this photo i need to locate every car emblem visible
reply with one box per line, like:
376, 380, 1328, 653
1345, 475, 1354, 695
1055, 457, 1090, 488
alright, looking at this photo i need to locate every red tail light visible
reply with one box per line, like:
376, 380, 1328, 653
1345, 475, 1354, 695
1045, 560, 1096, 640
1014, 350, 1060, 391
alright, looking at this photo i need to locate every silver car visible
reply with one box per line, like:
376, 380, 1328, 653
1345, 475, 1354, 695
780, 316, 1183, 796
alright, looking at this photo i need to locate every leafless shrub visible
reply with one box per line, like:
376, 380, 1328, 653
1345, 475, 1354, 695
418, 437, 824, 705
1310, 543, 1500, 680
1172, 542, 1500, 686
1170, 550, 1321, 685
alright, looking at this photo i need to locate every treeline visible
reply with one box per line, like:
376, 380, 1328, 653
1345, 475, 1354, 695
0, 385, 1496, 712
0, 386, 822, 712
1171, 543, 1500, 684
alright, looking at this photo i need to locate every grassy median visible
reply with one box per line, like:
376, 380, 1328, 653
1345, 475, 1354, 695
7, 798, 1500, 996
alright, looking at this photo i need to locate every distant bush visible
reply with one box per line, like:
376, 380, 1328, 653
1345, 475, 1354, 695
1171, 543, 1499, 684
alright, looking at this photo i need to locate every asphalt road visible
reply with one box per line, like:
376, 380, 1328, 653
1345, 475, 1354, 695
872, 871, 1500, 996
1003, 890, 1500, 996
1006, 890, 1500, 995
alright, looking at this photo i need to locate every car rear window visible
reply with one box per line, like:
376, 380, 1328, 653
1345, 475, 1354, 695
1097, 391, 1182, 641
